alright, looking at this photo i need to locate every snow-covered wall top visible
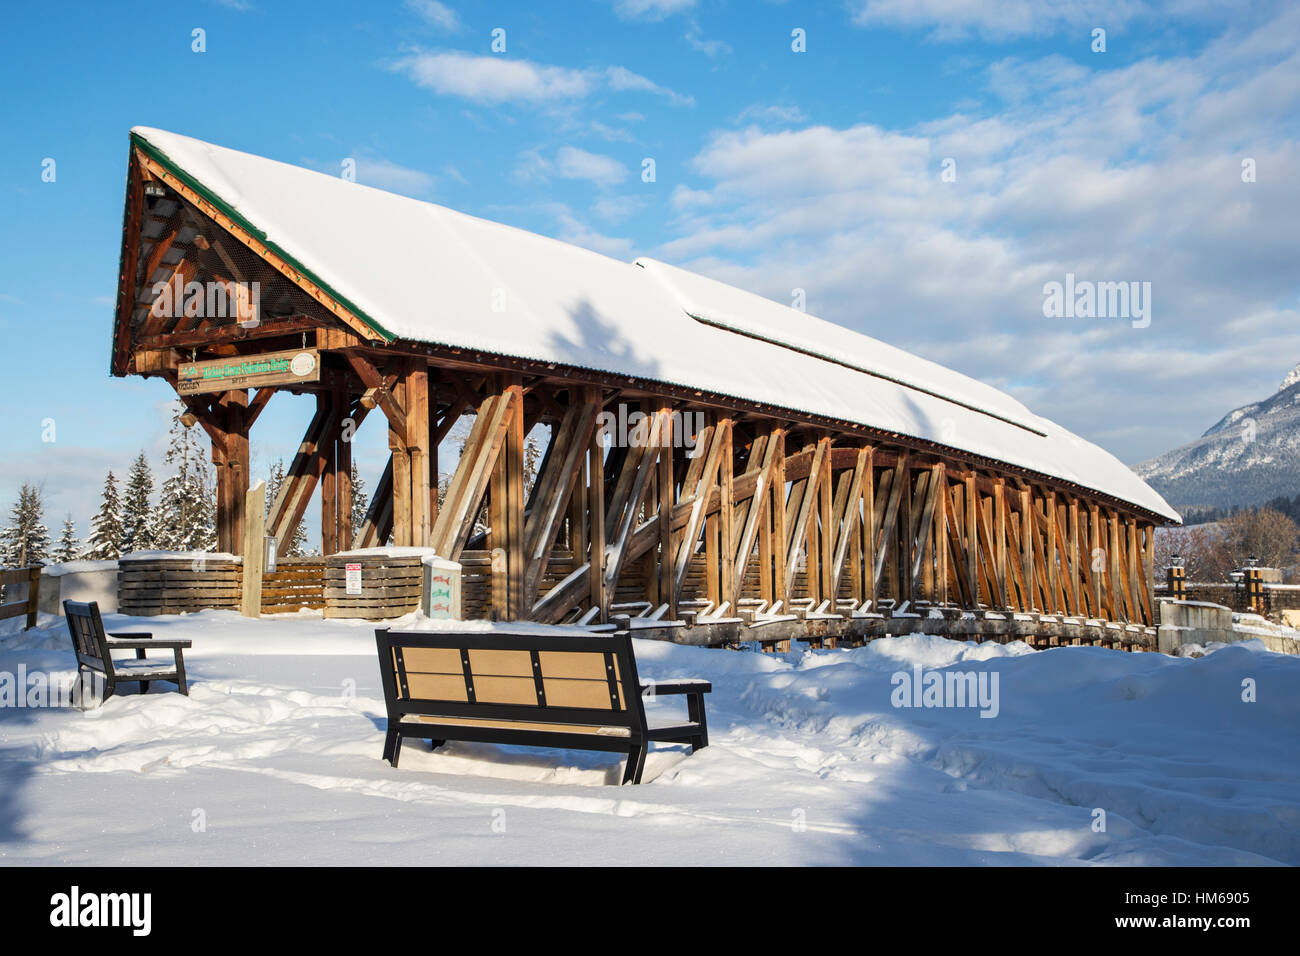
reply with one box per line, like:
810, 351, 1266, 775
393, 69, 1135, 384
129, 127, 1179, 522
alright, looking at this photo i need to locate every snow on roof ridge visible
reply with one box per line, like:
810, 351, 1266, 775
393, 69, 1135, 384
125, 127, 1179, 521
636, 257, 1047, 436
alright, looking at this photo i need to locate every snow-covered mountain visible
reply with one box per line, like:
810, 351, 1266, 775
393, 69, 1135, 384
1135, 364, 1300, 512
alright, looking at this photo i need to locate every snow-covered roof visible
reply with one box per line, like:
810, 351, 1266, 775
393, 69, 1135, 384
127, 127, 1179, 522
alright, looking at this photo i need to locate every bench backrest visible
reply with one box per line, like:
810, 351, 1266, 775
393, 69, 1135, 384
64, 600, 109, 671
375, 629, 648, 738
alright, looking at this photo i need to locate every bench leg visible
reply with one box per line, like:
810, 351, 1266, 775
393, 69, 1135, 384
175, 652, 188, 696
382, 728, 403, 767
622, 743, 647, 785
688, 693, 709, 752
429, 739, 445, 751
139, 681, 150, 695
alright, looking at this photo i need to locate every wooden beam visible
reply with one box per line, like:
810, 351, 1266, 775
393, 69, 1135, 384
786, 437, 830, 590
240, 480, 266, 618
266, 399, 342, 547
658, 409, 676, 617
406, 359, 431, 548
430, 389, 515, 560
135, 149, 382, 343
522, 400, 598, 608
587, 388, 607, 622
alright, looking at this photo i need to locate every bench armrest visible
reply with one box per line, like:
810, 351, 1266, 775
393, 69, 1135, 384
109, 631, 153, 640
641, 679, 712, 696
106, 638, 192, 650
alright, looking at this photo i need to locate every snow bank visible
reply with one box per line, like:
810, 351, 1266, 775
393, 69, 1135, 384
1, 613, 1295, 865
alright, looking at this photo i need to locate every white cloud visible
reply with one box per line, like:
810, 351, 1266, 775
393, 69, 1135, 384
391, 51, 593, 103
539, 203, 635, 258
511, 149, 553, 184
556, 146, 628, 187
848, 0, 1144, 40
605, 65, 694, 106
406, 0, 462, 32
848, 0, 1240, 41
389, 52, 692, 107
734, 103, 807, 126
685, 20, 731, 56
307, 153, 436, 198
614, 0, 695, 22
593, 194, 648, 222
653, 7, 1300, 464
669, 184, 714, 210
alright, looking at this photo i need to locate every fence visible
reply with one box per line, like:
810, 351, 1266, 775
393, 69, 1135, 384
262, 557, 326, 614
0, 566, 42, 629
1154, 577, 1300, 621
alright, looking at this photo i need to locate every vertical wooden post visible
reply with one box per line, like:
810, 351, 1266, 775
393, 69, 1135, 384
320, 392, 338, 557
964, 473, 978, 606
994, 478, 1008, 610
1068, 498, 1081, 615
218, 389, 250, 554
1126, 517, 1142, 624
587, 387, 607, 623
1167, 563, 1186, 601
771, 431, 788, 608
489, 375, 525, 619
506, 377, 525, 618
818, 445, 834, 604
1019, 487, 1035, 611
898, 462, 913, 604
338, 397, 353, 551
1089, 504, 1104, 618
1045, 490, 1058, 614
862, 452, 876, 603
24, 566, 41, 630
658, 408, 675, 617
718, 422, 734, 609
935, 465, 948, 605
390, 371, 411, 547
240, 480, 266, 618
1142, 522, 1156, 622
407, 359, 431, 548
1108, 511, 1124, 621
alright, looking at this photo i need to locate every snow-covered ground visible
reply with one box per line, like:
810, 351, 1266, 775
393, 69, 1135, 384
1, 610, 1297, 866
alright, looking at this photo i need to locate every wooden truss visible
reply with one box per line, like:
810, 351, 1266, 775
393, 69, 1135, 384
112, 142, 1165, 629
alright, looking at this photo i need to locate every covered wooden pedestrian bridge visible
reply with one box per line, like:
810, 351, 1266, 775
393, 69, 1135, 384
111, 128, 1179, 647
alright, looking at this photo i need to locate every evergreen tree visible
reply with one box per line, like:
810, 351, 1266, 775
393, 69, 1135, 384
120, 452, 156, 555
524, 435, 543, 498
265, 459, 307, 557
156, 403, 216, 552
81, 470, 124, 560
54, 515, 78, 563
348, 460, 367, 549
0, 483, 51, 567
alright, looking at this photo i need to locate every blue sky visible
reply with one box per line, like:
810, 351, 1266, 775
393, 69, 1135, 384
2, 0, 1298, 543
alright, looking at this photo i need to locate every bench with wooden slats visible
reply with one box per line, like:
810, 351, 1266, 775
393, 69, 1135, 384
64, 600, 192, 702
375, 629, 711, 784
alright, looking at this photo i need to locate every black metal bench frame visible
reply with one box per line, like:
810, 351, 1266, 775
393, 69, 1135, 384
64, 600, 191, 703
375, 628, 710, 784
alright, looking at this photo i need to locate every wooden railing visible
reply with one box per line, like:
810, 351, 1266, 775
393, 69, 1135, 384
262, 557, 326, 614
0, 566, 42, 629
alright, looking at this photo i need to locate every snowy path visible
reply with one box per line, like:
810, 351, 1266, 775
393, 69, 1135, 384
1, 610, 1296, 865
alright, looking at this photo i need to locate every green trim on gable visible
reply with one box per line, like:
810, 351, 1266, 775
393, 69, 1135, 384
129, 131, 396, 343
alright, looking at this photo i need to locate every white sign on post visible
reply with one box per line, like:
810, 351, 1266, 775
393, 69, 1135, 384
345, 563, 362, 595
